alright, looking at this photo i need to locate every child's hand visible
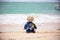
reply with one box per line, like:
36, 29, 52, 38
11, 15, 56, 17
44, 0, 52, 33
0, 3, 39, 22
31, 25, 34, 28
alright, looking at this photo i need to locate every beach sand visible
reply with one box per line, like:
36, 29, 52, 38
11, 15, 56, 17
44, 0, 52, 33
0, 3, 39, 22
0, 32, 60, 40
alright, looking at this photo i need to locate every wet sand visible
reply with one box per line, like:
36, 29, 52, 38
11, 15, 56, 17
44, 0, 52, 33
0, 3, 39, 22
0, 32, 60, 40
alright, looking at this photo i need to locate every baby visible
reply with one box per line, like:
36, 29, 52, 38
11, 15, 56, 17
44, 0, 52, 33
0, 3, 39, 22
24, 16, 37, 33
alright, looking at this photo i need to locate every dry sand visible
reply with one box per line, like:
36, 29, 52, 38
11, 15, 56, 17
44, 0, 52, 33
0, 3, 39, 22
0, 23, 60, 40
0, 32, 60, 40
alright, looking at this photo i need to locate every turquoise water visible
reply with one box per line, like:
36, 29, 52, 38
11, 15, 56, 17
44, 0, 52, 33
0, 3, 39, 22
0, 2, 60, 14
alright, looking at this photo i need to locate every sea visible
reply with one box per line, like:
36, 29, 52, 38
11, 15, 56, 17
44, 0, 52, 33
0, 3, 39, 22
0, 2, 60, 15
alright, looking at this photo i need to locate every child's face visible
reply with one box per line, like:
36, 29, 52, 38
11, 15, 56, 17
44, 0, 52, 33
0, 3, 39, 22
27, 16, 34, 22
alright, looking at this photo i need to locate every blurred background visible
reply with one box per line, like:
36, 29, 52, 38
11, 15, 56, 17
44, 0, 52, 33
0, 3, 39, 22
0, 0, 60, 32
0, 0, 60, 40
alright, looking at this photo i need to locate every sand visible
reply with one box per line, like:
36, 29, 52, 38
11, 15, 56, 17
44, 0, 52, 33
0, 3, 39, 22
0, 32, 60, 40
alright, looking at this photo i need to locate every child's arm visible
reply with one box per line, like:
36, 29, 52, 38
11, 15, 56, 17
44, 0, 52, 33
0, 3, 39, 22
24, 23, 27, 29
34, 24, 37, 29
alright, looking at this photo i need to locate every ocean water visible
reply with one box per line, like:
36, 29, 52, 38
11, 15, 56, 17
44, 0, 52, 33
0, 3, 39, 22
0, 2, 60, 14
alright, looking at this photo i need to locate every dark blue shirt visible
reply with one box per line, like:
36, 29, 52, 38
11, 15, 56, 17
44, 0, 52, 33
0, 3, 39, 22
24, 22, 37, 30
